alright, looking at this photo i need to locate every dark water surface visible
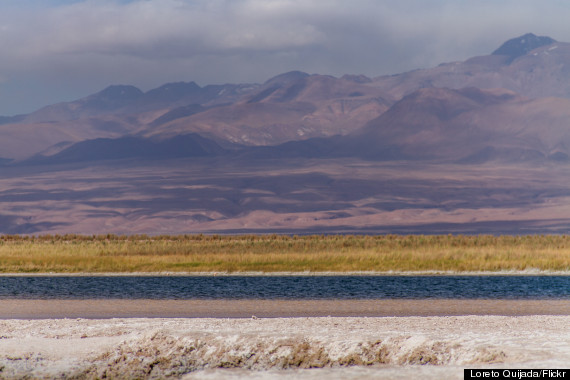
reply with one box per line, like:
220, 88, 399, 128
0, 276, 568, 300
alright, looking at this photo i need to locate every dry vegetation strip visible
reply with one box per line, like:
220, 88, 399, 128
0, 234, 569, 273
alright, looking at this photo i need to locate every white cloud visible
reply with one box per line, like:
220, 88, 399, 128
1, 0, 570, 114
3, 0, 570, 72
1, 0, 329, 60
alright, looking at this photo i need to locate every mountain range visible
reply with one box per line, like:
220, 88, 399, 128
2, 33, 570, 235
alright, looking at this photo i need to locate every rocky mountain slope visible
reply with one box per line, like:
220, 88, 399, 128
0, 72, 393, 161
1, 33, 569, 165
371, 33, 570, 100
2, 34, 569, 165
3, 33, 570, 235
345, 86, 570, 163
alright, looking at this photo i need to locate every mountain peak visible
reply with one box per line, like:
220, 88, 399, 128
95, 85, 144, 100
83, 85, 143, 111
492, 33, 556, 62
263, 71, 310, 86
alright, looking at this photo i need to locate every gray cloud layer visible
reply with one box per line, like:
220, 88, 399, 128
1, 0, 569, 114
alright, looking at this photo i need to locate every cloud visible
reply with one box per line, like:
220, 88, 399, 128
1, 0, 570, 114
2, 0, 328, 59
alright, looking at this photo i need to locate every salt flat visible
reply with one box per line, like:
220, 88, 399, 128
0, 316, 568, 379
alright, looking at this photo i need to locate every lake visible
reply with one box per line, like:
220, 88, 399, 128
0, 275, 568, 299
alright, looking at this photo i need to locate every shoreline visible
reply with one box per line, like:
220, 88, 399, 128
1, 299, 569, 319
1, 269, 569, 276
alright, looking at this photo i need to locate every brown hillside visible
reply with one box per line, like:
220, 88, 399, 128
352, 87, 570, 162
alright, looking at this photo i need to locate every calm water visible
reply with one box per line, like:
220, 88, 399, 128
0, 276, 568, 300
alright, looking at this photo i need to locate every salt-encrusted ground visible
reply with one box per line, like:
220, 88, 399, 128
0, 316, 568, 379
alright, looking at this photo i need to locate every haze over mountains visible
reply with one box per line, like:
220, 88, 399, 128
1, 33, 569, 164
3, 33, 570, 235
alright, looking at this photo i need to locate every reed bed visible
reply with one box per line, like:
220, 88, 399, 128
0, 234, 569, 273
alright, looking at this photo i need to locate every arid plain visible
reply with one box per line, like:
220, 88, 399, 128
3, 158, 570, 235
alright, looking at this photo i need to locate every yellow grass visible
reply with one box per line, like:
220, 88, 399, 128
0, 234, 569, 273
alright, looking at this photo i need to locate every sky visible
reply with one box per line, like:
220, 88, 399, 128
1, 0, 570, 115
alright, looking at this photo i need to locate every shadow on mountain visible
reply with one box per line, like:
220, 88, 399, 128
148, 104, 209, 127
0, 115, 26, 125
0, 214, 68, 234
23, 134, 226, 165
210, 219, 570, 235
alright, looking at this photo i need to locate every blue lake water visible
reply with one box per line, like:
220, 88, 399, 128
0, 276, 568, 300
